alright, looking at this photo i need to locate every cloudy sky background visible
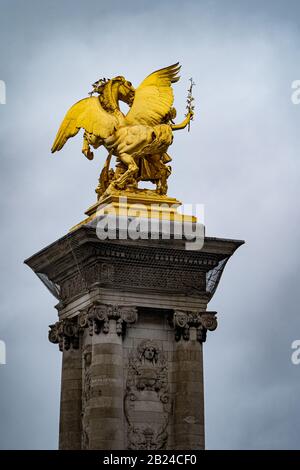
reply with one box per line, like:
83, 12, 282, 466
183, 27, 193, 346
0, 0, 299, 449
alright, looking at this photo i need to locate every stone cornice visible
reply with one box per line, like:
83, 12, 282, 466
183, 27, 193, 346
25, 226, 244, 275
25, 227, 244, 305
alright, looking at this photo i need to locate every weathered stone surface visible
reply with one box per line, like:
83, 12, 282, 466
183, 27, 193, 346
59, 348, 82, 449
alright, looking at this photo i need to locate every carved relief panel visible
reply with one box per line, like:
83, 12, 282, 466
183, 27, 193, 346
124, 340, 171, 450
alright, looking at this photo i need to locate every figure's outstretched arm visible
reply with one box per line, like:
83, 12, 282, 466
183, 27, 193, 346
171, 111, 194, 131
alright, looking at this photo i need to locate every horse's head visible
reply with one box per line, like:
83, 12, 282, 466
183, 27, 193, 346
90, 76, 135, 110
112, 75, 135, 106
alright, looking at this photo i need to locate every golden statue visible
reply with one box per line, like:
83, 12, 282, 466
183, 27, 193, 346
51, 63, 194, 201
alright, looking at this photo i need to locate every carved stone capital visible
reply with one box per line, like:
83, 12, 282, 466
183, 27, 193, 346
173, 310, 217, 343
200, 312, 218, 331
48, 321, 64, 351
49, 318, 79, 351
119, 305, 138, 325
79, 302, 138, 337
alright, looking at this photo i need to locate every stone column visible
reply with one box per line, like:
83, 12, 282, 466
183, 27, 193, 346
59, 348, 82, 449
173, 311, 217, 450
49, 319, 82, 449
28, 229, 243, 451
82, 303, 137, 450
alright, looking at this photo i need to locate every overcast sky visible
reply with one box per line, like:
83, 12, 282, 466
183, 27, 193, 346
0, 0, 299, 449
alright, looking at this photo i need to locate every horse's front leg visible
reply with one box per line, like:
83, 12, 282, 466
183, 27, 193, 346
82, 132, 103, 160
82, 132, 95, 160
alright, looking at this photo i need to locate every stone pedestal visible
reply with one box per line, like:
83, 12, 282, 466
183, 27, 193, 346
25, 223, 243, 450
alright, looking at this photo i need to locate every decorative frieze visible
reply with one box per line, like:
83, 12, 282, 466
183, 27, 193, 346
59, 261, 207, 303
53, 239, 223, 304
60, 263, 114, 301
173, 310, 217, 343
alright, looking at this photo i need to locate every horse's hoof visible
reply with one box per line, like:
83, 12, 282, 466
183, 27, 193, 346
86, 151, 94, 161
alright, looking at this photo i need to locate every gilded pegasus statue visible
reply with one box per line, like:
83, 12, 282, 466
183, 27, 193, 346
51, 63, 193, 199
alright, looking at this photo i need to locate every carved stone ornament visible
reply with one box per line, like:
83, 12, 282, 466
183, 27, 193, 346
125, 340, 171, 450
49, 303, 138, 350
86, 303, 138, 336
173, 310, 217, 343
48, 318, 79, 351
60, 263, 114, 302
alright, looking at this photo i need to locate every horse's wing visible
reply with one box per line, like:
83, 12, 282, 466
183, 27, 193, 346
124, 63, 180, 127
51, 96, 117, 153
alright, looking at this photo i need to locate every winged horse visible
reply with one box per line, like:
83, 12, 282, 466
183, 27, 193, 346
51, 63, 193, 198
